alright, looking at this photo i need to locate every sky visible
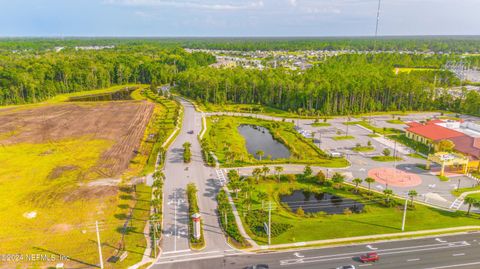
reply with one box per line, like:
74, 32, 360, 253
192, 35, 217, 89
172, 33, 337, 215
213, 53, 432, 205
1, 0, 479, 37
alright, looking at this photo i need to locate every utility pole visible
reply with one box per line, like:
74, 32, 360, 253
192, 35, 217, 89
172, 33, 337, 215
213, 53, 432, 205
401, 197, 408, 232
268, 201, 272, 246
153, 220, 157, 258
95, 221, 104, 269
373, 0, 382, 52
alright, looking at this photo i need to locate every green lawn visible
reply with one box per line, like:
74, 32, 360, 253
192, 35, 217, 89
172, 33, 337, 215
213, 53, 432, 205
115, 184, 152, 268
353, 146, 375, 152
390, 134, 431, 155
452, 185, 480, 197
198, 103, 318, 119
333, 135, 355, 141
344, 121, 404, 136
204, 116, 348, 168
466, 193, 480, 200
138, 90, 180, 175
372, 156, 403, 162
232, 178, 480, 245
312, 123, 331, 127
408, 153, 426, 159
438, 175, 450, 182
387, 120, 405, 124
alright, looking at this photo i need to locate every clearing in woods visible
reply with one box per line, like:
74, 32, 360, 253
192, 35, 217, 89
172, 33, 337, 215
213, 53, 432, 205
0, 85, 163, 268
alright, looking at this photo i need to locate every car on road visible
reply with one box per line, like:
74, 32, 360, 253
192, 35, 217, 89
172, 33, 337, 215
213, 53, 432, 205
359, 252, 379, 263
336, 266, 355, 269
187, 130, 194, 134
244, 265, 269, 269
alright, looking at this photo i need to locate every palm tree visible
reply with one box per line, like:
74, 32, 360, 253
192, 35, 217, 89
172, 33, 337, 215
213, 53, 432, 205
261, 165, 270, 179
257, 191, 268, 209
275, 166, 284, 182
256, 150, 265, 160
408, 190, 418, 207
252, 167, 262, 183
365, 177, 375, 192
383, 189, 393, 204
331, 172, 345, 188
151, 198, 161, 214
153, 179, 163, 189
464, 196, 478, 215
353, 178, 363, 193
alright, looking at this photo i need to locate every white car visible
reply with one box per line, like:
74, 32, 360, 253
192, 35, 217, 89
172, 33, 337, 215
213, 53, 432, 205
336, 266, 356, 269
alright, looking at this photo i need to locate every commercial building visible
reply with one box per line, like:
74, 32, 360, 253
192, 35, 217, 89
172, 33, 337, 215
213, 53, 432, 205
406, 119, 480, 173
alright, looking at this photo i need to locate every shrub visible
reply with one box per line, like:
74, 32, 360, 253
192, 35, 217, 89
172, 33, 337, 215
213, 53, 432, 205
217, 189, 250, 247
245, 210, 292, 238
296, 207, 305, 217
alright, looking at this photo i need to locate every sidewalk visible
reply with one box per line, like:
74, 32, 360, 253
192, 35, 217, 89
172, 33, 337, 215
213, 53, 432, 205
256, 226, 480, 251
223, 185, 259, 249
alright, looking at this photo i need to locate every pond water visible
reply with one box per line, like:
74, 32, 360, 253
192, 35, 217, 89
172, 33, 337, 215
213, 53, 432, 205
237, 124, 291, 160
280, 190, 364, 215
68, 87, 135, 102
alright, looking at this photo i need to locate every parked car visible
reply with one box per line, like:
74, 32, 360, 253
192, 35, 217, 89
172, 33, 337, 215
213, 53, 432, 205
359, 252, 379, 263
244, 265, 269, 269
336, 265, 356, 269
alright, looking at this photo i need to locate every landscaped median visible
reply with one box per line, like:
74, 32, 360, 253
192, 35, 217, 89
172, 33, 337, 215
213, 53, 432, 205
226, 171, 480, 246
217, 189, 251, 248
187, 183, 206, 250
202, 116, 349, 168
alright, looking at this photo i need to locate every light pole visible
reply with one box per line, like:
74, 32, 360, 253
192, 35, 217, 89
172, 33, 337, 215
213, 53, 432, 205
401, 196, 408, 232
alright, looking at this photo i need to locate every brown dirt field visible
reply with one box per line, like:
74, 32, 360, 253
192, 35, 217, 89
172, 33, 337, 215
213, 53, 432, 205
0, 100, 154, 178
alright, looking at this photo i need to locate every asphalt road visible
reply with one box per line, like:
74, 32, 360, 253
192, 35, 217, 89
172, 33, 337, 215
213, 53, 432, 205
153, 232, 480, 269
160, 98, 232, 257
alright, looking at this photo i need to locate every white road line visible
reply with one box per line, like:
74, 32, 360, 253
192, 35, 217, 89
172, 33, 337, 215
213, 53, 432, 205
174, 192, 177, 252
279, 241, 470, 266
158, 250, 220, 259
408, 258, 421, 262
452, 253, 465, 256
162, 249, 191, 255
424, 261, 480, 269
359, 264, 372, 267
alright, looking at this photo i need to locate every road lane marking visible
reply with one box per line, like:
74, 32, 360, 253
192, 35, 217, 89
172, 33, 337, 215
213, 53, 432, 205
293, 252, 304, 258
366, 245, 378, 250
279, 241, 470, 266
162, 249, 191, 255
159, 250, 220, 259
436, 238, 448, 243
359, 264, 372, 267
424, 261, 480, 269
452, 253, 465, 256
408, 258, 421, 262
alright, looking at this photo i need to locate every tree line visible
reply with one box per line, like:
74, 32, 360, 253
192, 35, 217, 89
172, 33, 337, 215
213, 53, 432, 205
0, 45, 214, 105
176, 53, 474, 116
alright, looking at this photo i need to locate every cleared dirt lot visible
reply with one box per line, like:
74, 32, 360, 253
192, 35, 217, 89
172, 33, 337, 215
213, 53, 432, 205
0, 100, 154, 178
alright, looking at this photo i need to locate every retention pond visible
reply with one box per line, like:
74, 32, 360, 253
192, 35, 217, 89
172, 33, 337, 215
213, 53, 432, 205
237, 124, 290, 160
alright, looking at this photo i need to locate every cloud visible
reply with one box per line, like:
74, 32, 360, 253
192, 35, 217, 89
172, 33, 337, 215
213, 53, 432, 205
288, 0, 297, 7
104, 0, 264, 10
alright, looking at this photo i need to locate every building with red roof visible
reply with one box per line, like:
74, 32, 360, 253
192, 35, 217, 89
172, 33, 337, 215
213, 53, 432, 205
406, 119, 480, 172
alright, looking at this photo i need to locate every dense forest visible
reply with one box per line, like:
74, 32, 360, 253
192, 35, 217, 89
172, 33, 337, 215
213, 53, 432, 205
0, 45, 214, 105
1, 38, 480, 116
176, 53, 480, 116
1, 36, 480, 53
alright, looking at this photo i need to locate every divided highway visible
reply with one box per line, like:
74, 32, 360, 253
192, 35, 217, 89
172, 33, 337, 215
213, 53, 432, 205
159, 98, 233, 259
155, 232, 480, 269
